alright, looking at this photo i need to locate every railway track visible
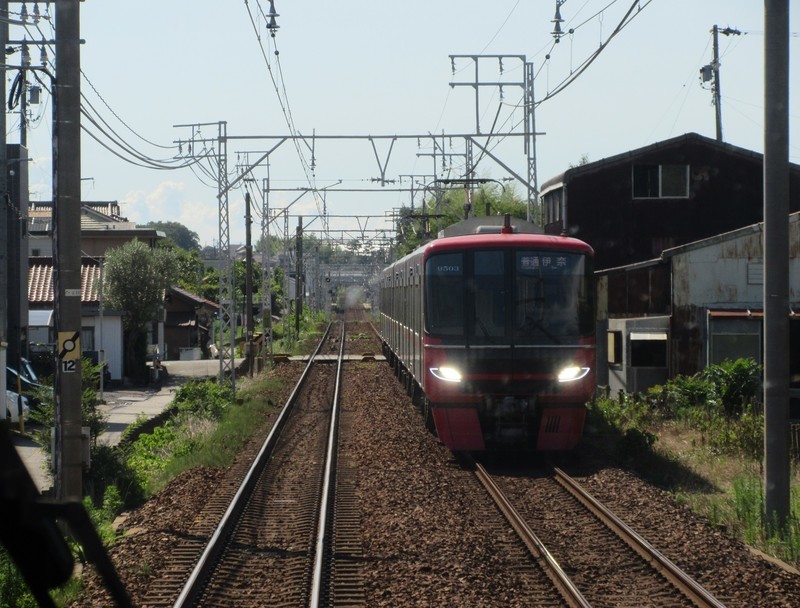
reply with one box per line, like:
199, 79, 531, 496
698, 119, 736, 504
468, 455, 727, 608
133, 322, 346, 606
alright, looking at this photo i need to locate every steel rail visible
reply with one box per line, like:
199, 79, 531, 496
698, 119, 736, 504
310, 320, 346, 606
466, 456, 592, 608
553, 467, 727, 608
172, 323, 334, 608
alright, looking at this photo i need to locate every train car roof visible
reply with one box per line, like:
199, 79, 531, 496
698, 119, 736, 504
383, 217, 593, 273
426, 230, 594, 255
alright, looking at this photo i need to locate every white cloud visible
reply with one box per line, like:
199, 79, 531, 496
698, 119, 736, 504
119, 181, 223, 246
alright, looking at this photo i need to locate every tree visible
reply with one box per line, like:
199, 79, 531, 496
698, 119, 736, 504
104, 240, 180, 382
140, 221, 201, 251
158, 240, 205, 294
393, 182, 528, 257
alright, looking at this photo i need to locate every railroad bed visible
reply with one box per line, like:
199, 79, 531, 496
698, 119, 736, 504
72, 320, 800, 607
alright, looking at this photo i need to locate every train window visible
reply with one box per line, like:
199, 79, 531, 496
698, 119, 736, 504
514, 251, 590, 343
473, 251, 505, 339
425, 253, 464, 336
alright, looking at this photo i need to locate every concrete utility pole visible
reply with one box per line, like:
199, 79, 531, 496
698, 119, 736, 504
295, 217, 303, 335
244, 191, 254, 377
54, 0, 84, 500
261, 174, 274, 368
1, 2, 9, 414
763, 0, 790, 534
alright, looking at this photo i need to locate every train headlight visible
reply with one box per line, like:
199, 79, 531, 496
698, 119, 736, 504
430, 366, 463, 383
557, 365, 590, 383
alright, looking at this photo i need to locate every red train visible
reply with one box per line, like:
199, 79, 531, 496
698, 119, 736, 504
380, 215, 596, 451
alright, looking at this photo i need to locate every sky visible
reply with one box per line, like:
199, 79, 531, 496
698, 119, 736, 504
10, 1, 799, 248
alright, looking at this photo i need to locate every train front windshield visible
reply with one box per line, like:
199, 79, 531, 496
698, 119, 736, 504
425, 249, 594, 344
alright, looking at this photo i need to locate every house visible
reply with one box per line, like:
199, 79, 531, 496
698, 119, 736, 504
540, 132, 800, 271
161, 287, 219, 361
27, 200, 164, 258
19, 201, 169, 379
596, 212, 800, 414
27, 257, 125, 382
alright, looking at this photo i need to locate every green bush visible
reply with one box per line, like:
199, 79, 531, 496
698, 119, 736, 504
590, 358, 764, 461
701, 358, 762, 417
88, 443, 146, 509
173, 379, 232, 420
28, 357, 109, 456
0, 547, 37, 608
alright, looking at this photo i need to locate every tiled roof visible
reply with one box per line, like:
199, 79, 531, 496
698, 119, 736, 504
28, 257, 102, 304
27, 201, 136, 231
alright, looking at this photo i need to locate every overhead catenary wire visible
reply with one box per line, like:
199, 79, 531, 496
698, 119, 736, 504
459, 0, 654, 174
243, 2, 322, 193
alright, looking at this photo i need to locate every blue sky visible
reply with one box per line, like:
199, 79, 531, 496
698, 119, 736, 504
12, 1, 798, 247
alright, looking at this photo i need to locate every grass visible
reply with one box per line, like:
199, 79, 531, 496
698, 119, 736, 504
649, 421, 800, 565
152, 375, 286, 491
586, 361, 800, 568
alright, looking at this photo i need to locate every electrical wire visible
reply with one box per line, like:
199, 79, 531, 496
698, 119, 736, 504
646, 37, 712, 142
476, 0, 524, 56
464, 0, 654, 170
80, 69, 177, 150
80, 99, 186, 167
17, 9, 205, 178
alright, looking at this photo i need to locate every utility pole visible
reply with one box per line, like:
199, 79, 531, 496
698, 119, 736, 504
295, 217, 303, 335
175, 121, 235, 391
244, 191, 254, 377
261, 174, 273, 368
54, 0, 84, 500
701, 25, 741, 142
1, 2, 9, 420
763, 0, 790, 534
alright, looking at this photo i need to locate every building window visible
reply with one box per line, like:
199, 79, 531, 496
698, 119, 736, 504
709, 318, 761, 365
747, 263, 764, 285
81, 326, 95, 352
632, 164, 689, 199
630, 332, 668, 367
607, 330, 623, 365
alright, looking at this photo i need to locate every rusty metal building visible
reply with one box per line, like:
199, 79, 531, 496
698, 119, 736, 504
596, 213, 800, 413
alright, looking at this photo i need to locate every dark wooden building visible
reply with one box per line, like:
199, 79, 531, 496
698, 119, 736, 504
162, 287, 219, 361
541, 132, 800, 270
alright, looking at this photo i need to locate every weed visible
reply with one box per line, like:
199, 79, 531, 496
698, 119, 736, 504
590, 358, 800, 566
